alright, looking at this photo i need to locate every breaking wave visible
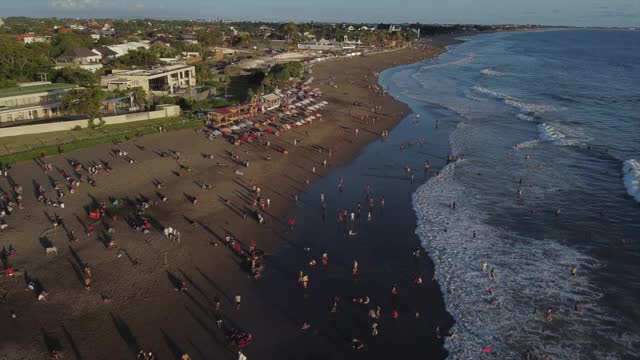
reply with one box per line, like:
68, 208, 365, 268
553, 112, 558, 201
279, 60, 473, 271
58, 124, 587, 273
537, 122, 591, 146
481, 68, 503, 76
472, 86, 557, 114
623, 159, 640, 202
513, 139, 541, 149
412, 161, 638, 359
418, 52, 477, 71
516, 113, 535, 122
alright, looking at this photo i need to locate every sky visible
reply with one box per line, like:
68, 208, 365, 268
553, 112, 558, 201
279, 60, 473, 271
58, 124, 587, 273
2, 0, 639, 27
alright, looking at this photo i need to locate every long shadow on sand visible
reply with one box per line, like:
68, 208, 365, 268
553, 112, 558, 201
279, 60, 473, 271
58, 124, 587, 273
110, 313, 140, 357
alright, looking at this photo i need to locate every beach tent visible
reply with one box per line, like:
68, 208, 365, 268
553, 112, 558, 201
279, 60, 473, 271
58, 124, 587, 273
212, 130, 223, 136
220, 128, 232, 134
230, 125, 241, 131
239, 136, 250, 142
89, 211, 101, 220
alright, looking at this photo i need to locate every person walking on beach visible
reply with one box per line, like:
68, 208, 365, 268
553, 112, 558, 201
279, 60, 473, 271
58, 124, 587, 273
352, 261, 359, 276
482, 260, 488, 272
371, 323, 379, 336
214, 295, 221, 311
83, 263, 92, 290
235, 294, 242, 310
392, 309, 399, 319
322, 253, 328, 266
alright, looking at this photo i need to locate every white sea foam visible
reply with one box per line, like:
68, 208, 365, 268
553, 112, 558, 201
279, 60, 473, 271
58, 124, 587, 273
472, 86, 557, 114
481, 68, 503, 76
623, 159, 640, 202
513, 139, 541, 149
516, 113, 535, 122
504, 98, 556, 114
537, 122, 591, 146
419, 52, 477, 71
413, 161, 639, 359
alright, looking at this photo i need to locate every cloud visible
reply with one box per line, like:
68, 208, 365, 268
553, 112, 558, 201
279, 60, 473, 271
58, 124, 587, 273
134, 2, 144, 9
51, 0, 99, 9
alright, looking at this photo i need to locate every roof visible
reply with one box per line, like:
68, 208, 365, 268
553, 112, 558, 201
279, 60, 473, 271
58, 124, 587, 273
15, 33, 35, 40
261, 94, 280, 102
0, 83, 75, 98
94, 46, 117, 57
108, 64, 193, 77
57, 47, 100, 59
213, 108, 233, 115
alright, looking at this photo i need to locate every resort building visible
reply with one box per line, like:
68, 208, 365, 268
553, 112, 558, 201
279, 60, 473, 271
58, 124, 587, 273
205, 103, 258, 125
100, 65, 197, 95
0, 82, 76, 124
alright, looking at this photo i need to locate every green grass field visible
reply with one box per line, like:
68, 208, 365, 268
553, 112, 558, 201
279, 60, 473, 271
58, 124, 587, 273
0, 116, 204, 165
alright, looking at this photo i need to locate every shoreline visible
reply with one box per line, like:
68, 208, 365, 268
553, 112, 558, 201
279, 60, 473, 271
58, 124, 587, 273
0, 40, 456, 359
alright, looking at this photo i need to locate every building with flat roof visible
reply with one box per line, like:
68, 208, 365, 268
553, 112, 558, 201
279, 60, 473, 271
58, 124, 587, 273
260, 93, 281, 111
0, 82, 76, 124
100, 64, 196, 95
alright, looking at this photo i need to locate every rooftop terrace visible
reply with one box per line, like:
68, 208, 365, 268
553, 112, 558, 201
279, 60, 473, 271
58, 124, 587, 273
0, 83, 76, 98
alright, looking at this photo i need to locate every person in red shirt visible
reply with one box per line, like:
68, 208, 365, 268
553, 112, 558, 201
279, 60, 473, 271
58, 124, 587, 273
249, 241, 256, 251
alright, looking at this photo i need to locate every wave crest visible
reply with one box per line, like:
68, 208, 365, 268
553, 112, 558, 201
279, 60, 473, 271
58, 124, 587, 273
413, 161, 638, 358
623, 159, 640, 202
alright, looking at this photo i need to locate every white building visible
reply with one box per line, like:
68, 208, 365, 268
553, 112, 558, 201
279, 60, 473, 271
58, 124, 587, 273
0, 82, 76, 123
101, 64, 196, 95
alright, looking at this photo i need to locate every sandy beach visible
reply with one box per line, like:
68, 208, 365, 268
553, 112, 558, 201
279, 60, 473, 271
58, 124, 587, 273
0, 44, 449, 360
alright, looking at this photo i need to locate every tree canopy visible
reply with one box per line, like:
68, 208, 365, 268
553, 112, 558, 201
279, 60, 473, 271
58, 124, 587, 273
115, 48, 162, 68
60, 87, 106, 121
54, 67, 98, 86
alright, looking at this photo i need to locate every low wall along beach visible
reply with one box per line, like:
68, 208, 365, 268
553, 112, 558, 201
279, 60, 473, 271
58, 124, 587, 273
0, 105, 181, 138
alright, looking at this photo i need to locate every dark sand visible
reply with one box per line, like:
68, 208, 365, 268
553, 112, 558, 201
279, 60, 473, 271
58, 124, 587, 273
0, 43, 453, 360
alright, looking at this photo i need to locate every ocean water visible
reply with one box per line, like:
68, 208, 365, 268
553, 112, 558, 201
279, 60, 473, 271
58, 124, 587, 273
383, 30, 640, 358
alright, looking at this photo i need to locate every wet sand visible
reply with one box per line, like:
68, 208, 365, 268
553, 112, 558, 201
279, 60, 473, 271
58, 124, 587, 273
0, 44, 451, 359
